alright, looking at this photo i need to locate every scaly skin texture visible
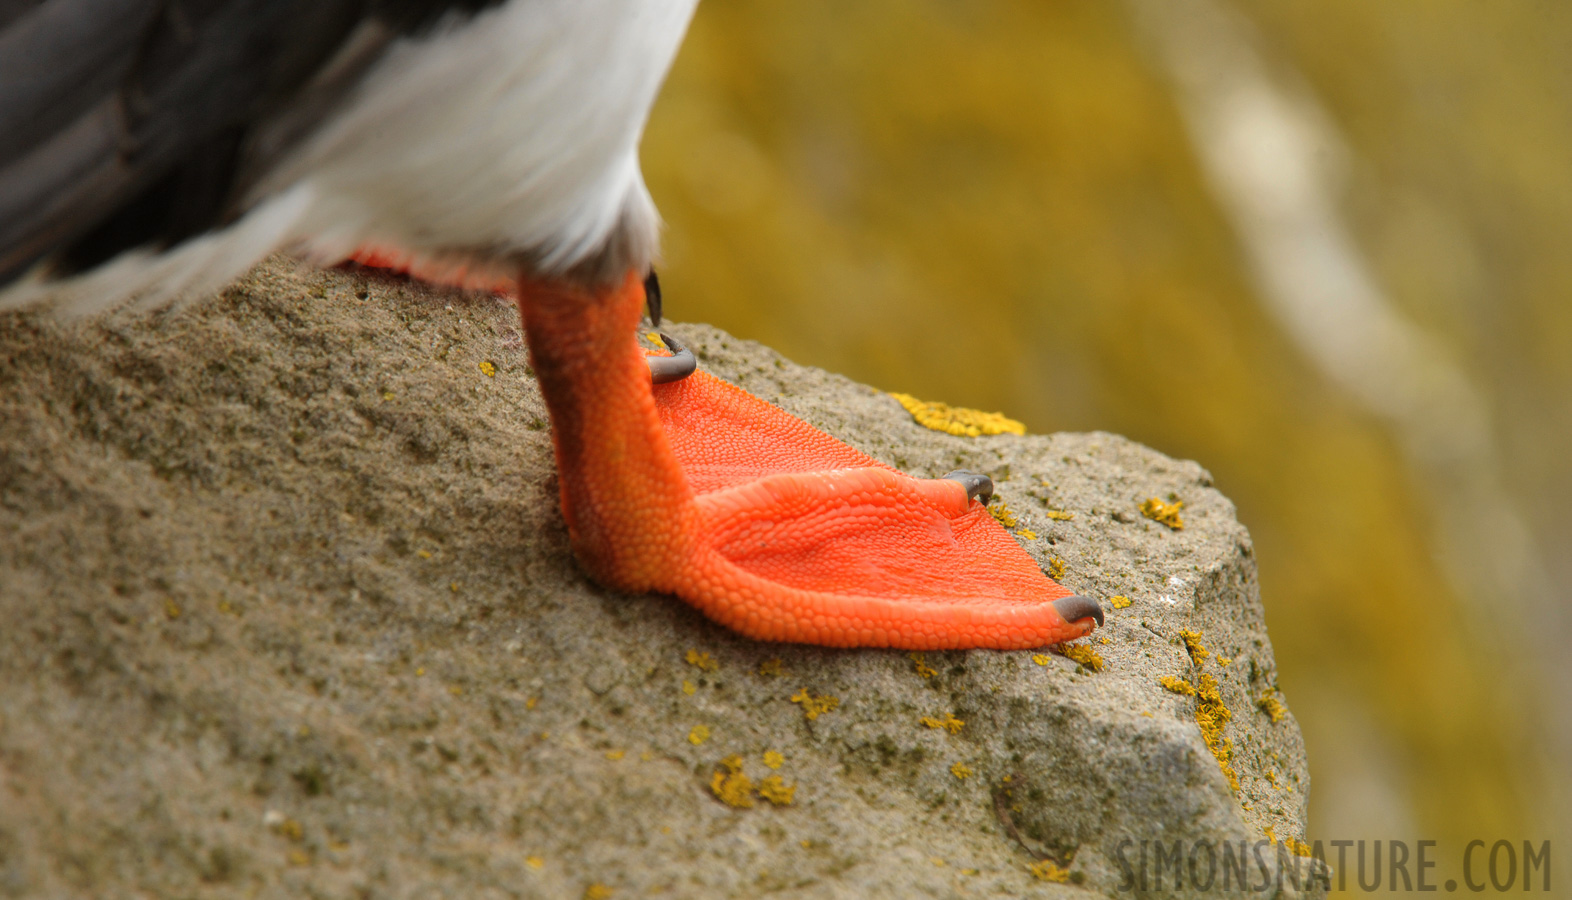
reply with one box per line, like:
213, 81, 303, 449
516, 270, 1096, 649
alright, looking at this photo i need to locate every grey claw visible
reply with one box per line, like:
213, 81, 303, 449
942, 469, 993, 505
647, 331, 696, 384
643, 270, 662, 326
1051, 595, 1104, 628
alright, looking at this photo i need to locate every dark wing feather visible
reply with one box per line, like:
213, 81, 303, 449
0, 0, 499, 286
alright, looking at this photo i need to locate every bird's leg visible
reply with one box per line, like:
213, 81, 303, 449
515, 269, 1102, 649
516, 270, 698, 592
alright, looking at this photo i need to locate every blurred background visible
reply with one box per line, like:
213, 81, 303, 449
641, 0, 1570, 888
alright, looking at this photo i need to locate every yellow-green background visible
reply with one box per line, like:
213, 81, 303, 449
642, 0, 1569, 877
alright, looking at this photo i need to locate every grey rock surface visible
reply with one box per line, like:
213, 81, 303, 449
0, 257, 1324, 898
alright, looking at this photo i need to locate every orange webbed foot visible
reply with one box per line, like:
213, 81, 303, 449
516, 270, 1101, 650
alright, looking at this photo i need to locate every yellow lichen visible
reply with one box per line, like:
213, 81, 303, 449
1257, 689, 1287, 723
920, 713, 965, 734
526, 856, 544, 870
758, 658, 784, 677
1108, 595, 1132, 609
1263, 825, 1277, 845
1193, 673, 1239, 791
988, 502, 1018, 529
790, 689, 840, 720
1288, 838, 1315, 858
416, 549, 433, 559
1140, 497, 1185, 530
1028, 860, 1071, 883
1046, 557, 1066, 580
1179, 629, 1211, 666
710, 757, 755, 808
287, 849, 311, 866
478, 360, 496, 377
950, 762, 974, 779
1160, 676, 1197, 696
605, 750, 625, 761
275, 818, 304, 842
682, 680, 696, 696
1218, 656, 1233, 666
164, 599, 181, 619
584, 884, 613, 900
889, 392, 1026, 437
909, 653, 937, 679
1059, 643, 1104, 673
757, 775, 796, 806
684, 649, 719, 672
525, 696, 538, 710
763, 750, 784, 769
1265, 769, 1278, 787
687, 725, 710, 745
1044, 509, 1075, 521
1031, 654, 1052, 665
1016, 528, 1037, 540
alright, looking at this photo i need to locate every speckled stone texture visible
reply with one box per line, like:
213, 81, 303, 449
0, 257, 1325, 899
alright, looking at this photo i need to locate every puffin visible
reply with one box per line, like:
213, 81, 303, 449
0, 0, 1102, 648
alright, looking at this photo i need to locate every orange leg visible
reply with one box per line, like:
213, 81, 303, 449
516, 270, 1100, 650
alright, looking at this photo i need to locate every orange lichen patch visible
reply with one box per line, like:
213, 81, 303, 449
790, 689, 840, 721
1031, 653, 1052, 665
1160, 676, 1196, 696
1194, 674, 1239, 791
1028, 860, 1071, 883
950, 762, 974, 779
1016, 529, 1037, 540
478, 360, 497, 377
889, 392, 1026, 437
710, 755, 755, 808
1059, 643, 1104, 673
909, 653, 937, 679
526, 856, 544, 870
758, 658, 784, 677
1179, 629, 1211, 666
584, 884, 613, 900
1288, 838, 1315, 858
757, 775, 796, 806
1257, 689, 1287, 723
1265, 769, 1278, 787
1108, 595, 1132, 609
1140, 497, 1185, 530
1218, 656, 1233, 666
685, 649, 719, 672
688, 725, 711, 745
682, 680, 696, 695
1043, 509, 1075, 521
763, 750, 784, 769
920, 713, 965, 734
988, 502, 1018, 529
1263, 825, 1277, 845
1046, 557, 1066, 580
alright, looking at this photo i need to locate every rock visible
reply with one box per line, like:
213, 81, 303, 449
0, 257, 1324, 898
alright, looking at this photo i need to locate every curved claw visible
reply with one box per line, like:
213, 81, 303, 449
1051, 594, 1104, 628
643, 270, 662, 326
647, 332, 696, 384
942, 469, 994, 505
